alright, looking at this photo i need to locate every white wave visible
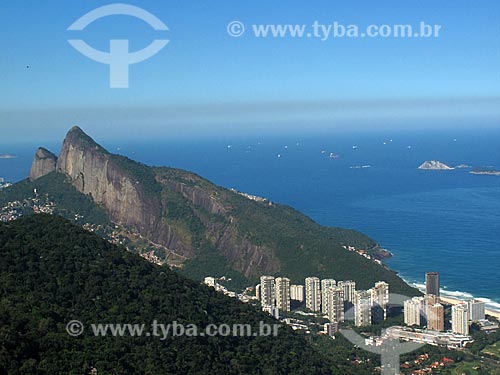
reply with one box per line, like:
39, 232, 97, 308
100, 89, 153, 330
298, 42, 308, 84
412, 282, 426, 291
475, 298, 500, 311
441, 289, 474, 299
400, 277, 500, 312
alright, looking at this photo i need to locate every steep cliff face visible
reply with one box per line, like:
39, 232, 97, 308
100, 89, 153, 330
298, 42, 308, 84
158, 174, 281, 277
16, 126, 420, 296
168, 181, 227, 215
213, 222, 280, 277
28, 148, 57, 181
33, 128, 278, 276
56, 126, 190, 257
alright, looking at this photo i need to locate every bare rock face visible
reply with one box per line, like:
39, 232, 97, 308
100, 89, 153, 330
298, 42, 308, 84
56, 126, 190, 256
166, 180, 280, 277
213, 223, 280, 277
30, 126, 280, 276
29, 147, 57, 181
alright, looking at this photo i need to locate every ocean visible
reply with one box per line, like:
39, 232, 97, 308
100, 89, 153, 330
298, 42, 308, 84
1, 127, 500, 309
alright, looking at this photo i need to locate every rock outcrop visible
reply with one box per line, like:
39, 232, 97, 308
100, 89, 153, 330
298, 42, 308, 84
23, 126, 415, 292
29, 148, 57, 181
418, 160, 454, 170
56, 126, 190, 257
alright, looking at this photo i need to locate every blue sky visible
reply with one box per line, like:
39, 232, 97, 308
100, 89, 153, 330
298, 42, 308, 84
0, 0, 499, 142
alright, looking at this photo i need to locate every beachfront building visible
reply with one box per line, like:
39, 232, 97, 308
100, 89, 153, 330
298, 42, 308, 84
427, 303, 445, 332
468, 299, 486, 322
426, 272, 440, 297
305, 277, 321, 312
275, 277, 291, 312
452, 304, 470, 335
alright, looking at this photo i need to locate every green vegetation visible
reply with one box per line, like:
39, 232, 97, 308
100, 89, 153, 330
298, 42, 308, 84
1, 160, 419, 295
1, 215, 498, 374
156, 166, 419, 295
0, 172, 109, 225
451, 361, 500, 375
0, 215, 335, 375
67, 126, 109, 154
153, 152, 403, 293
468, 327, 500, 355
482, 341, 500, 360
110, 154, 163, 196
4, 126, 420, 296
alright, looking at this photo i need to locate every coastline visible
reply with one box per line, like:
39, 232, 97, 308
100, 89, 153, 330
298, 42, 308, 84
439, 296, 500, 320
398, 276, 500, 318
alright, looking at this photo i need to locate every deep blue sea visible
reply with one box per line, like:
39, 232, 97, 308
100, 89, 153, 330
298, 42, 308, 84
1, 128, 500, 308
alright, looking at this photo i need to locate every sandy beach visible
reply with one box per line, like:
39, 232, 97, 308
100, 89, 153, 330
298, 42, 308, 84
439, 296, 500, 320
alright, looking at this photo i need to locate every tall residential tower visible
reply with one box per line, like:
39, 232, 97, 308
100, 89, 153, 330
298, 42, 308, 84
425, 272, 440, 297
305, 277, 321, 312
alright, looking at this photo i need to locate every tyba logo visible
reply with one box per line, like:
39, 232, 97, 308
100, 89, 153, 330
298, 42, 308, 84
68, 3, 169, 88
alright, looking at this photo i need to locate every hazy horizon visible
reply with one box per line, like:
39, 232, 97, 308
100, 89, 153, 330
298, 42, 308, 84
2, 0, 500, 142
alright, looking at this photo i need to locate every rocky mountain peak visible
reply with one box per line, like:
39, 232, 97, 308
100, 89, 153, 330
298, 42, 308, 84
61, 125, 106, 154
28, 147, 57, 181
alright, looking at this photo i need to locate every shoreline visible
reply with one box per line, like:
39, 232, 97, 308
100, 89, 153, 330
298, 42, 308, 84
402, 277, 500, 319
439, 296, 500, 320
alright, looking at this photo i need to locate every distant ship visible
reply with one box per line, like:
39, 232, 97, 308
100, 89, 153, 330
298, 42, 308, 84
0, 153, 17, 159
350, 165, 371, 169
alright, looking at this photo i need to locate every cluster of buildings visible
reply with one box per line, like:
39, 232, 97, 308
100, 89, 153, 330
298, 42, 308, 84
342, 245, 384, 265
0, 177, 12, 189
0, 188, 180, 268
201, 270, 496, 350
256, 275, 390, 327
203, 277, 239, 299
0, 195, 55, 222
140, 250, 165, 266
229, 188, 271, 204
1, 201, 28, 222
400, 353, 455, 374
404, 272, 486, 336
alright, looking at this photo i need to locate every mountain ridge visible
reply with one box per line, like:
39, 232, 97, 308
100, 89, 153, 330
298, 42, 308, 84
3, 126, 418, 295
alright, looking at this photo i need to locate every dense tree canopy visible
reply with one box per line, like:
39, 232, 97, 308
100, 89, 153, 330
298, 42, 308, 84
0, 215, 335, 375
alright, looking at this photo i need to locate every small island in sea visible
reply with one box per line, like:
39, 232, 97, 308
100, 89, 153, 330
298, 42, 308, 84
470, 167, 500, 176
0, 153, 17, 159
418, 160, 454, 170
